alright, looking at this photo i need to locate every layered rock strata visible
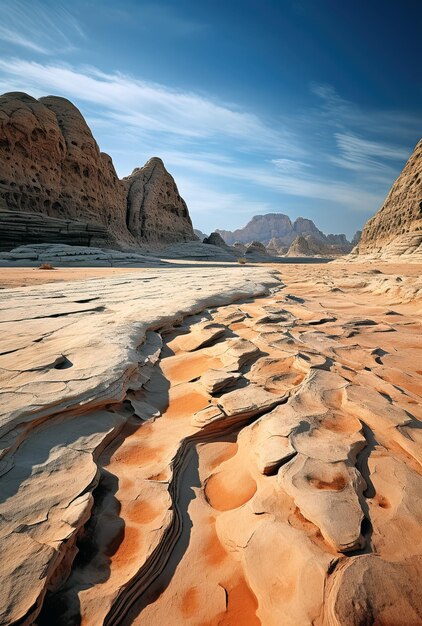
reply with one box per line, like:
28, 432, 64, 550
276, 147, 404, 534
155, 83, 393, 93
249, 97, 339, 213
0, 261, 421, 625
0, 210, 111, 251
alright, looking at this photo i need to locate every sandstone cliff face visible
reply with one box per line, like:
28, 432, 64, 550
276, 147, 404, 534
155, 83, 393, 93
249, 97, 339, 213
0, 92, 196, 249
352, 139, 422, 259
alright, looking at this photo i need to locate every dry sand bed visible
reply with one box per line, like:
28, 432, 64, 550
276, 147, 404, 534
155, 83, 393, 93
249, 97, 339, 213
0, 261, 421, 626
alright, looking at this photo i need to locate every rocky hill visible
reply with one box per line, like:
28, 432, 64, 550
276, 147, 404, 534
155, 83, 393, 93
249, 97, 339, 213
0, 92, 196, 250
349, 138, 422, 260
286, 234, 352, 257
124, 157, 195, 244
216, 213, 353, 255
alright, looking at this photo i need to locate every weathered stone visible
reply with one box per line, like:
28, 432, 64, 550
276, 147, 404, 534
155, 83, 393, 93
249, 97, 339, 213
349, 138, 422, 261
124, 158, 196, 244
0, 92, 196, 249
199, 368, 242, 394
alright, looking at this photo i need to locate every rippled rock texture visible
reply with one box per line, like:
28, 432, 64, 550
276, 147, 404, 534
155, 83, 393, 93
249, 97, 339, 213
0, 260, 421, 625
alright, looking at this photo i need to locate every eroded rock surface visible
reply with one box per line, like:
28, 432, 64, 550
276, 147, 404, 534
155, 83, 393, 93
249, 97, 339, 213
0, 260, 421, 626
124, 158, 196, 244
0, 92, 196, 249
349, 138, 422, 261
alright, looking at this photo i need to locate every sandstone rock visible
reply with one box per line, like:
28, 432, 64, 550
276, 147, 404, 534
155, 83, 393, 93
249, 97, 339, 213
287, 234, 351, 257
173, 322, 226, 352
349, 138, 422, 261
124, 157, 196, 244
0, 243, 167, 267
351, 230, 362, 246
0, 257, 421, 625
207, 337, 261, 369
150, 241, 238, 261
0, 92, 130, 243
191, 403, 225, 427
323, 555, 422, 626
203, 231, 229, 247
0, 92, 196, 250
218, 383, 285, 418
199, 368, 242, 394
287, 235, 314, 257
278, 454, 366, 552
217, 214, 353, 256
266, 237, 288, 255
233, 241, 247, 253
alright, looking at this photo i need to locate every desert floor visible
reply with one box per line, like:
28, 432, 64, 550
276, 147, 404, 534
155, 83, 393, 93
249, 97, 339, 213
0, 260, 421, 626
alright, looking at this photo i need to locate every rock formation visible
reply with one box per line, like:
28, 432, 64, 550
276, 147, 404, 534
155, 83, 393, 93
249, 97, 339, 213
349, 138, 422, 260
216, 213, 313, 246
286, 234, 352, 258
194, 228, 207, 241
124, 158, 196, 244
203, 231, 230, 248
0, 92, 196, 249
266, 237, 288, 256
351, 230, 362, 246
245, 240, 270, 258
0, 259, 421, 625
216, 213, 353, 255
0, 210, 112, 251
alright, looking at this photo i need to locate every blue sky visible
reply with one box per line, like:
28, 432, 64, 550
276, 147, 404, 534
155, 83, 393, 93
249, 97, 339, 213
0, 0, 420, 238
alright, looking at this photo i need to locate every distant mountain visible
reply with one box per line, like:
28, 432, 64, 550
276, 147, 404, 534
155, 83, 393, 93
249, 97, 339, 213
216, 213, 353, 255
351, 230, 362, 246
194, 228, 207, 241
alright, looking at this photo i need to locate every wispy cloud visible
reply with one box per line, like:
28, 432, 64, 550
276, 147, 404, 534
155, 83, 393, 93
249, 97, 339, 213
156, 149, 381, 212
311, 81, 421, 140
0, 58, 417, 235
0, 58, 299, 155
0, 26, 48, 53
0, 0, 85, 54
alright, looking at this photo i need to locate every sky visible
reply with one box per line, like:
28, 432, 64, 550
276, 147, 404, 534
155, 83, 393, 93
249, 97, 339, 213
0, 0, 420, 238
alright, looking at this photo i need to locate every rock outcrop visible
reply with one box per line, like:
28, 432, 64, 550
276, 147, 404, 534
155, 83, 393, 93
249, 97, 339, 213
203, 231, 230, 248
266, 237, 288, 256
286, 234, 352, 258
0, 260, 421, 625
0, 210, 111, 251
349, 139, 422, 260
194, 228, 207, 241
0, 92, 196, 249
217, 213, 320, 246
217, 213, 353, 255
124, 158, 196, 244
351, 230, 362, 246
245, 240, 270, 259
